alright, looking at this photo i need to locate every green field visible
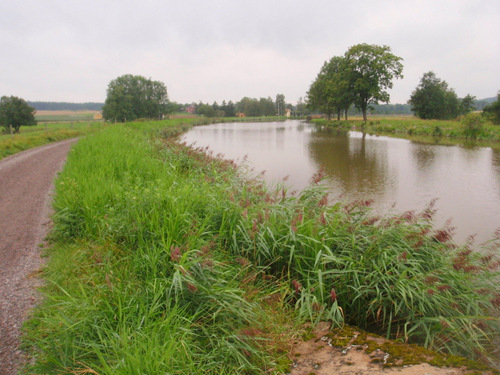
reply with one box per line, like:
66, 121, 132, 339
21, 119, 499, 374
0, 122, 104, 160
34, 110, 99, 123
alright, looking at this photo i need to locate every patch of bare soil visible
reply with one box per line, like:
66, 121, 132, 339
0, 139, 78, 375
289, 322, 496, 375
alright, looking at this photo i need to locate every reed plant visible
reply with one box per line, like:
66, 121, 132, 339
23, 119, 500, 373
225, 179, 499, 358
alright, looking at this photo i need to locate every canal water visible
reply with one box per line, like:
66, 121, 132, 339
182, 120, 500, 245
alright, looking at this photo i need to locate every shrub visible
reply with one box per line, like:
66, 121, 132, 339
432, 126, 443, 137
462, 113, 485, 139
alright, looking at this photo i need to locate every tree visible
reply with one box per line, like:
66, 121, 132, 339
459, 94, 476, 115
483, 92, 500, 124
408, 72, 463, 120
295, 97, 307, 116
0, 96, 37, 133
307, 45, 402, 122
235, 97, 275, 117
307, 56, 353, 120
218, 100, 235, 117
344, 43, 404, 121
307, 72, 334, 119
223, 100, 236, 117
197, 104, 217, 117
275, 94, 286, 116
260, 97, 275, 116
102, 74, 169, 122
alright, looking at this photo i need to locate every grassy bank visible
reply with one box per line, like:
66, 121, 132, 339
0, 122, 104, 160
312, 116, 500, 147
22, 119, 499, 373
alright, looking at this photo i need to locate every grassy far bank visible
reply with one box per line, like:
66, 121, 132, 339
22, 119, 500, 374
311, 116, 500, 148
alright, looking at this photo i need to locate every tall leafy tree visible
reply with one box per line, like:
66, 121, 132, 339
307, 70, 336, 120
307, 56, 353, 120
0, 96, 37, 133
408, 72, 463, 120
344, 43, 404, 121
102, 75, 169, 122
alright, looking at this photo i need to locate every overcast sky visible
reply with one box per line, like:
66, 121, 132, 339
1, 0, 499, 105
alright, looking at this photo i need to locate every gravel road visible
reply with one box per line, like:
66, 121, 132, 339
0, 138, 78, 375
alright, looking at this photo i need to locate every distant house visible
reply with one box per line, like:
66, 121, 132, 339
236, 112, 245, 118
93, 112, 103, 120
285, 108, 291, 117
186, 105, 196, 114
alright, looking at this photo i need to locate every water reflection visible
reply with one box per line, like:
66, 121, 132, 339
182, 120, 500, 244
411, 143, 437, 170
308, 128, 394, 201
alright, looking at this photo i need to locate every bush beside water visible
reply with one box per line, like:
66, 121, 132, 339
23, 119, 500, 373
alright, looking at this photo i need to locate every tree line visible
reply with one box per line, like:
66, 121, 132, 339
193, 94, 292, 118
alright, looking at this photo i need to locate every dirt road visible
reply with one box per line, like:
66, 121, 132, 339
0, 139, 78, 375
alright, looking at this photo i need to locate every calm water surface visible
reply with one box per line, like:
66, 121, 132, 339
182, 120, 500, 245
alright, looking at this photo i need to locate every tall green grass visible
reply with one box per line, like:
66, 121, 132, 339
23, 122, 292, 374
23, 120, 500, 373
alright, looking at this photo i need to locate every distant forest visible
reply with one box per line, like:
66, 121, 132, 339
28, 97, 495, 115
473, 96, 497, 110
29, 101, 104, 111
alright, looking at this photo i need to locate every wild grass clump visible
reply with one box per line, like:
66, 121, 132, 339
23, 119, 499, 373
